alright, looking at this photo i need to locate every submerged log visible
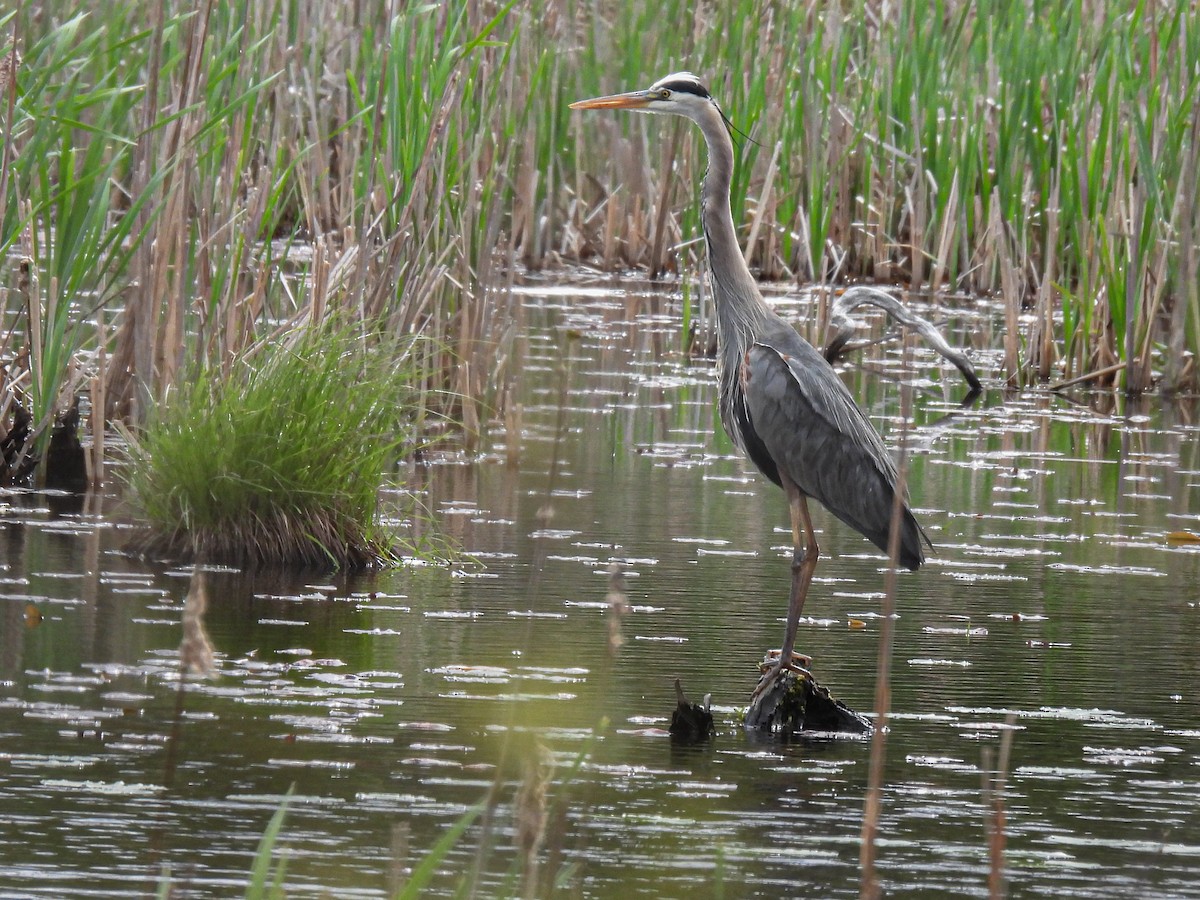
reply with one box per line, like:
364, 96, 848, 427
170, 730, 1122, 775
744, 660, 873, 736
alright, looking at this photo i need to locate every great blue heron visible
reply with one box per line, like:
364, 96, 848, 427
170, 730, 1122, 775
571, 73, 929, 701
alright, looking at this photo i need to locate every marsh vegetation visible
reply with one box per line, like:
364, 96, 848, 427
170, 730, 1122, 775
123, 321, 426, 567
1, 0, 1197, 493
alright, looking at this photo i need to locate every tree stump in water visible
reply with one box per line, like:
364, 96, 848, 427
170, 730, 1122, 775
669, 679, 715, 743
0, 404, 36, 485
45, 403, 88, 495
744, 660, 873, 736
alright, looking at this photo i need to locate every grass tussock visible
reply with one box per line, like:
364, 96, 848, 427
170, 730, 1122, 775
124, 323, 422, 569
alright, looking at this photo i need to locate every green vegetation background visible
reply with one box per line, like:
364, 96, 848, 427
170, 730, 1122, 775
2, 0, 1197, 460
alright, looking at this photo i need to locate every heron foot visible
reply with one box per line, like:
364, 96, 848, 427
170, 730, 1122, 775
761, 649, 813, 670
750, 653, 812, 704
745, 656, 812, 731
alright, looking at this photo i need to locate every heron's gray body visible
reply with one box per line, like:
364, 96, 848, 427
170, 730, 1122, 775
690, 74, 925, 570
570, 72, 927, 697
722, 319, 925, 570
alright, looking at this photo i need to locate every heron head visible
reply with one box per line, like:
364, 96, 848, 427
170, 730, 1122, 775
570, 72, 715, 120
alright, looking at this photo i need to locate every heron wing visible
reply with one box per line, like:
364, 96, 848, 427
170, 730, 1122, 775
741, 338, 926, 569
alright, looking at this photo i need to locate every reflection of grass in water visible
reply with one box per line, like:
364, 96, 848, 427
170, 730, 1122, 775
123, 322, 426, 568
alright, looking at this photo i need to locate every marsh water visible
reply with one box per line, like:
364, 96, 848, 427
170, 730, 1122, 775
2, 282, 1200, 898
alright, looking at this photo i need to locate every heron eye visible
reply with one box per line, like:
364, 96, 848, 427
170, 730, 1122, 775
658, 89, 670, 99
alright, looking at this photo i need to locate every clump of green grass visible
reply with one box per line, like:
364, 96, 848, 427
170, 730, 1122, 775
124, 321, 422, 569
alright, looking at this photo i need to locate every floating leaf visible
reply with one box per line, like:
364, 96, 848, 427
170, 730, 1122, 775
1166, 531, 1200, 544
24, 604, 42, 628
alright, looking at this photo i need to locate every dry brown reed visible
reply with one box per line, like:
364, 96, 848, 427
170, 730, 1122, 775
605, 560, 630, 655
0, 41, 20, 213
514, 739, 555, 899
981, 713, 1017, 899
859, 329, 914, 897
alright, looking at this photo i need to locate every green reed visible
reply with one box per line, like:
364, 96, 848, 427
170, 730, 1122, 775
0, 10, 147, 460
3, 0, 1199, 493
2, 1, 522, 487
561, 0, 1199, 391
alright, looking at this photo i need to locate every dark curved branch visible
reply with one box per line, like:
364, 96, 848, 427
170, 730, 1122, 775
823, 286, 983, 395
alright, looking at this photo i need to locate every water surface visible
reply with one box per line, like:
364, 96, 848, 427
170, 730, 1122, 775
2, 282, 1199, 897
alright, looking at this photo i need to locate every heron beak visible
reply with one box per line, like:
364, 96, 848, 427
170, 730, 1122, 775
569, 90, 653, 111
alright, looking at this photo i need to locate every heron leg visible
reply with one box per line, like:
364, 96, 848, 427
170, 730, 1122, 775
754, 481, 820, 695
780, 484, 819, 663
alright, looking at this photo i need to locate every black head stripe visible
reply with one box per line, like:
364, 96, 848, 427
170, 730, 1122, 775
654, 74, 710, 99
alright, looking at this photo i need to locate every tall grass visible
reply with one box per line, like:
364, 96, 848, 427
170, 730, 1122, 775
0, 11, 148, 470
2, 1, 528, 487
2, 1, 1198, 491
558, 0, 1200, 392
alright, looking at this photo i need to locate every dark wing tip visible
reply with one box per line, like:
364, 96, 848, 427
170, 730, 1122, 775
899, 516, 932, 571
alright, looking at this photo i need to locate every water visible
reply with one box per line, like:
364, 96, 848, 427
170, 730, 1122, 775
2, 282, 1200, 898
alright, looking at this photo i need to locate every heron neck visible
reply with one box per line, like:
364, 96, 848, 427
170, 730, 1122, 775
696, 108, 774, 337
